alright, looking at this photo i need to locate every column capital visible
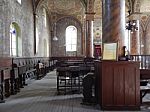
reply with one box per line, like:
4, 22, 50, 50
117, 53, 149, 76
85, 12, 95, 21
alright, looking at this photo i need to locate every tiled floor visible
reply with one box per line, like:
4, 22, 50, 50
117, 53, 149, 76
0, 70, 150, 112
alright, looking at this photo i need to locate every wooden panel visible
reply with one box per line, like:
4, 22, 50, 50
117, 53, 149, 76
140, 69, 150, 79
3, 69, 11, 80
0, 57, 12, 68
125, 67, 135, 105
0, 70, 1, 80
97, 61, 140, 110
14, 68, 19, 78
113, 67, 124, 105
102, 64, 113, 106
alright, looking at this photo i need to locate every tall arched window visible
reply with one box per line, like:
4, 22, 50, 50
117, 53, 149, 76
10, 23, 22, 57
10, 24, 17, 56
66, 26, 77, 52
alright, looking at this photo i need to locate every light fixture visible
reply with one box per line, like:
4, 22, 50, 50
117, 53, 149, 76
126, 20, 138, 33
52, 0, 58, 41
53, 22, 58, 41
126, 10, 138, 33
53, 36, 58, 41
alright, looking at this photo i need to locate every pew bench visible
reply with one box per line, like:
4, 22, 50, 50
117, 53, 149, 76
140, 84, 150, 103
25, 68, 36, 79
140, 69, 150, 104
0, 69, 5, 103
10, 67, 20, 95
36, 62, 47, 80
140, 69, 150, 80
2, 68, 11, 97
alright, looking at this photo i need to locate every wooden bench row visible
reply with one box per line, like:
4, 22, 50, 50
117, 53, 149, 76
130, 55, 150, 104
0, 57, 57, 103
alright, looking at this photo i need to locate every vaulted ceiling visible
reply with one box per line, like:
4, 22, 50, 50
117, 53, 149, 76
33, 0, 150, 24
34, 0, 87, 9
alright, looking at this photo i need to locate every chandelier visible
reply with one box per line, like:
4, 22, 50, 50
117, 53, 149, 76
52, 0, 58, 41
125, 9, 138, 32
126, 20, 138, 33
53, 22, 58, 41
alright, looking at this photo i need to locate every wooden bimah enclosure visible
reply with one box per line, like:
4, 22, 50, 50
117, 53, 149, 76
95, 61, 140, 110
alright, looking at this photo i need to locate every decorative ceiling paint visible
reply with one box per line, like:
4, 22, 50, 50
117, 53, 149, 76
140, 0, 150, 13
94, 0, 102, 19
35, 0, 85, 23
55, 0, 75, 10
47, 0, 83, 14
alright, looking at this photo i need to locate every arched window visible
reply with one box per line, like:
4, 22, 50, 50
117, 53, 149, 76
10, 24, 17, 56
66, 26, 77, 52
10, 23, 22, 57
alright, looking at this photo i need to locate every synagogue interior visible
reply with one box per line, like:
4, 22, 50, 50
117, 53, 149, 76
1, 0, 150, 111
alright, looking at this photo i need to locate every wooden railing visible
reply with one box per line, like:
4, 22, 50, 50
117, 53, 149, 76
130, 55, 150, 69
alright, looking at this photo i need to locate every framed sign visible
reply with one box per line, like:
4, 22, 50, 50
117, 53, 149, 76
94, 44, 101, 58
102, 42, 118, 61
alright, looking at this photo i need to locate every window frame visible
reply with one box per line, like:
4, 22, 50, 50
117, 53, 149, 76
65, 25, 77, 52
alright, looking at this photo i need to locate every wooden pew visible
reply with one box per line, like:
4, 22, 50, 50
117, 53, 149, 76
130, 55, 150, 103
2, 68, 11, 97
0, 69, 5, 103
36, 62, 44, 80
0, 57, 12, 98
139, 69, 150, 103
12, 57, 50, 82
10, 64, 19, 94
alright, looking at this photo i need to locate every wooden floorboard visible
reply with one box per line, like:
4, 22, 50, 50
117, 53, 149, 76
0, 70, 149, 112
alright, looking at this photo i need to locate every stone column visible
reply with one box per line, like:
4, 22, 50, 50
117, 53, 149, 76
85, 13, 94, 57
130, 20, 140, 55
85, 0, 95, 57
82, 24, 85, 55
33, 13, 36, 54
102, 0, 125, 57
0, 1, 4, 56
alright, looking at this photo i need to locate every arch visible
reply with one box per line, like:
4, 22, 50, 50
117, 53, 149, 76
35, 5, 50, 57
57, 16, 82, 28
10, 22, 22, 57
51, 16, 82, 56
143, 16, 150, 54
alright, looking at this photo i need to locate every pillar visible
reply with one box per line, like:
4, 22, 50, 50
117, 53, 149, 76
130, 20, 140, 55
85, 0, 95, 57
82, 25, 86, 55
102, 0, 125, 57
32, 0, 36, 54
85, 14, 94, 57
33, 13, 36, 54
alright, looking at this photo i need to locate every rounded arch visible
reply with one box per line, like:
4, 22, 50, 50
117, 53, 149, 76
141, 16, 150, 54
51, 16, 83, 56
57, 16, 82, 28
